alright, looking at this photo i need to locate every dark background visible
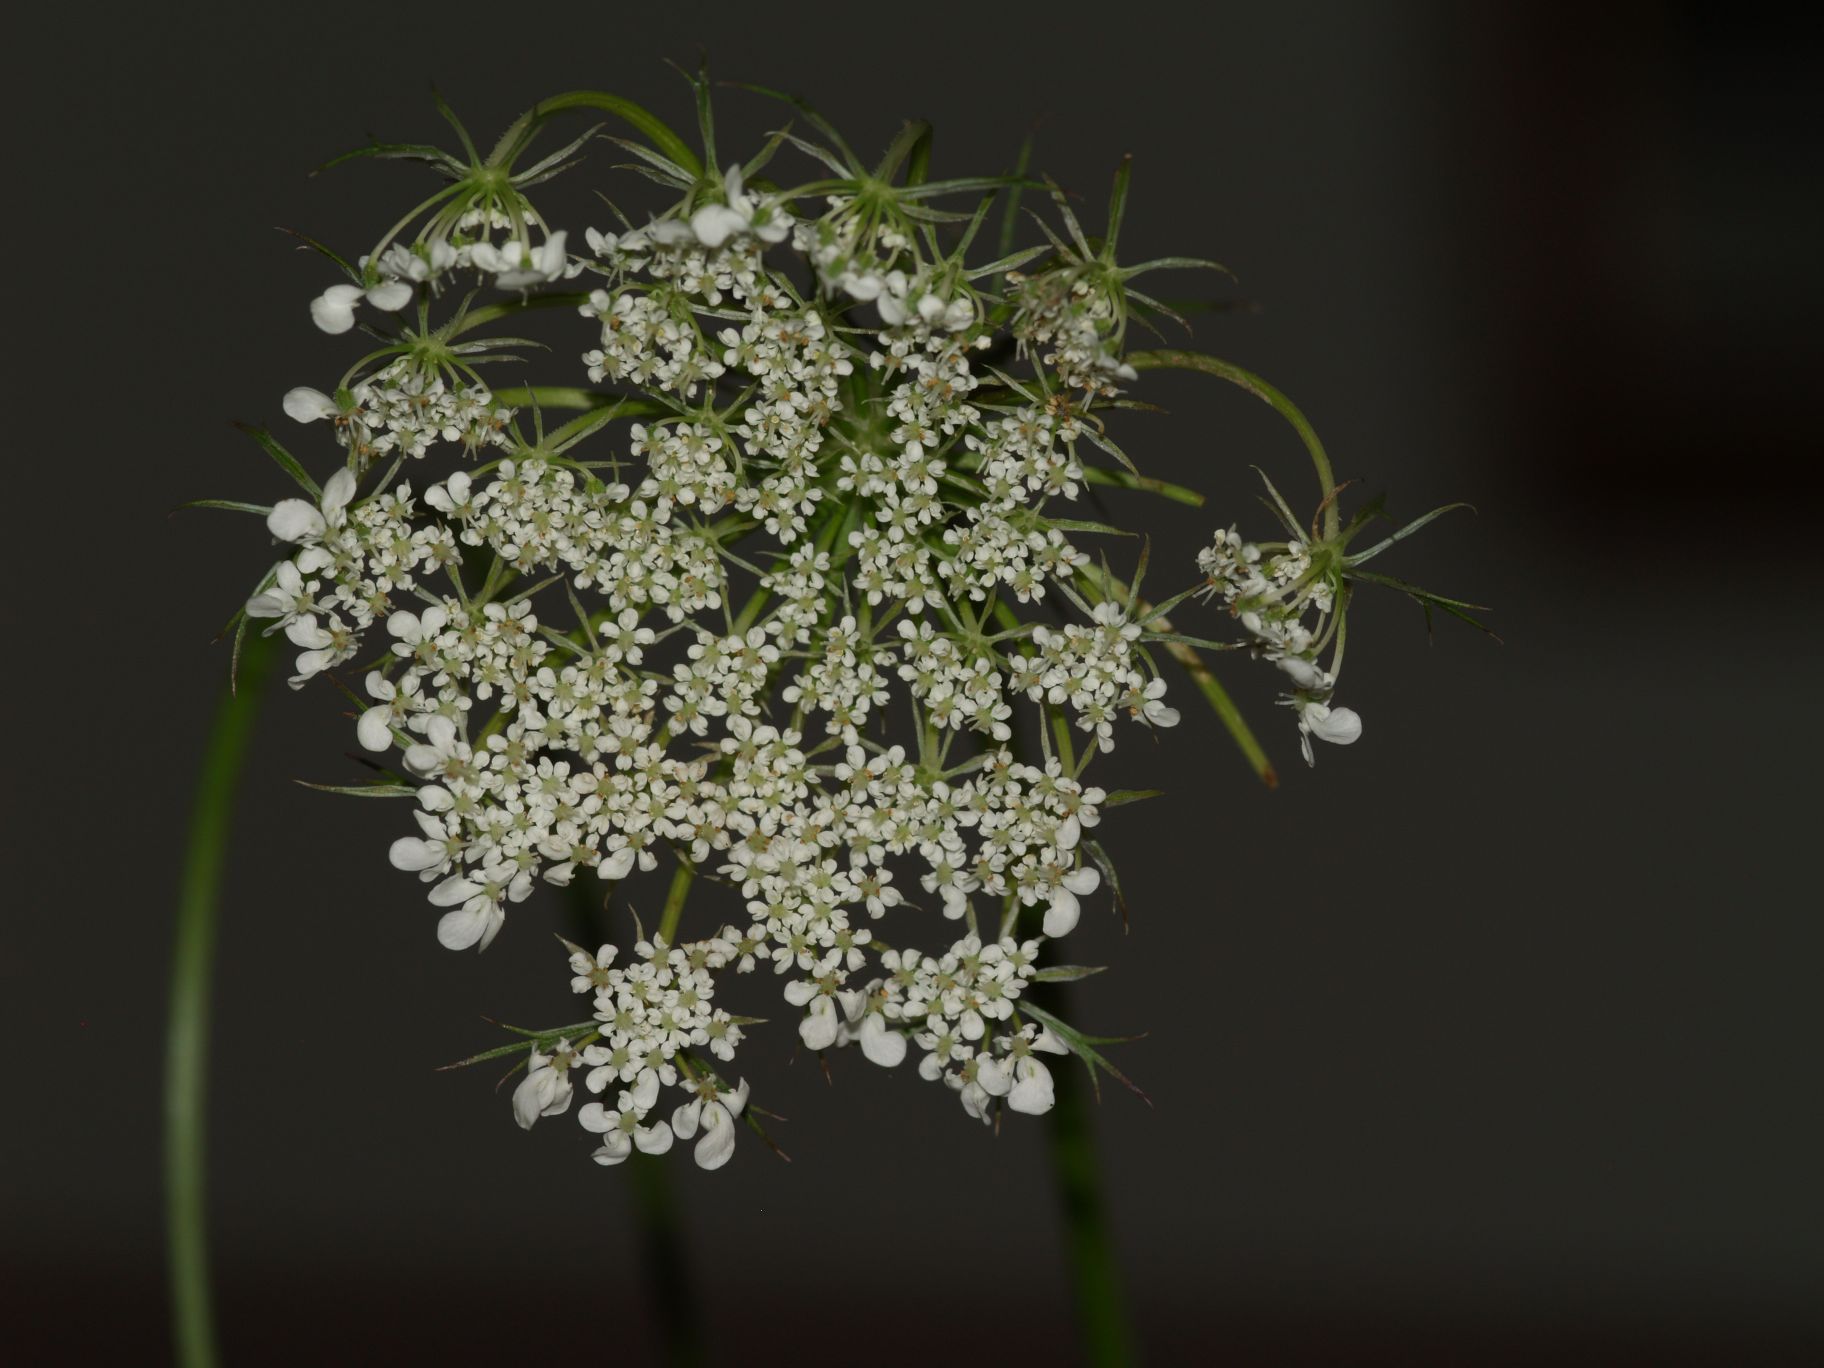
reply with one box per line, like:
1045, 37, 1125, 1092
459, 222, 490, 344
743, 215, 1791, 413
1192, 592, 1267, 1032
6, 2, 1820, 1363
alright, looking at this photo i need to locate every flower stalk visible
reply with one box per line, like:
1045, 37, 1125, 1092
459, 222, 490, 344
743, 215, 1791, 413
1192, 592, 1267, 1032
165, 629, 274, 1368
1049, 1053, 1133, 1366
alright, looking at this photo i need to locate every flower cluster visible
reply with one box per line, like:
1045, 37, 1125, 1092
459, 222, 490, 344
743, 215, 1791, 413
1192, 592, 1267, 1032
213, 80, 1469, 1170
1197, 524, 1361, 764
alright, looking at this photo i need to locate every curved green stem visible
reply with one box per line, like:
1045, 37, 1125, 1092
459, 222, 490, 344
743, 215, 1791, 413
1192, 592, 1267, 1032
166, 631, 275, 1367
492, 91, 702, 179
1125, 348, 1340, 540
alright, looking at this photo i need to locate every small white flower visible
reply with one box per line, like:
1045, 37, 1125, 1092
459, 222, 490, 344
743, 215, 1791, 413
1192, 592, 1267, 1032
471, 232, 570, 289
281, 613, 351, 689
385, 603, 450, 654
402, 714, 463, 777
577, 1068, 675, 1163
243, 560, 312, 628
511, 1040, 577, 1129
1138, 677, 1180, 729
267, 468, 355, 545
388, 808, 454, 878
428, 865, 527, 951
1296, 701, 1363, 766
688, 166, 791, 248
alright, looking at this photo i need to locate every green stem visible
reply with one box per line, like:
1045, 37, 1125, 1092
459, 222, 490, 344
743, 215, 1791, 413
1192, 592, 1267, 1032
657, 861, 696, 943
630, 1157, 704, 1367
1042, 983, 1135, 1365
166, 631, 275, 1368
1125, 348, 1340, 540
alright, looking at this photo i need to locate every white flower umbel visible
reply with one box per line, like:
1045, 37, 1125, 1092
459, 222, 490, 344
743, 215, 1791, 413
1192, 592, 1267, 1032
212, 78, 1471, 1170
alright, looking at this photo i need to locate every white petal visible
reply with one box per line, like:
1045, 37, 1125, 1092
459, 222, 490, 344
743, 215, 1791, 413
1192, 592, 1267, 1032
841, 272, 883, 302
1278, 656, 1327, 690
365, 279, 413, 312
629, 1069, 661, 1111
959, 1080, 992, 1120
283, 616, 331, 649
859, 1015, 906, 1068
357, 705, 394, 752
435, 902, 490, 950
1042, 887, 1081, 939
1008, 1058, 1056, 1115
1061, 866, 1101, 897
321, 468, 357, 516
1308, 704, 1363, 746
576, 1102, 615, 1134
402, 744, 442, 775
590, 1131, 633, 1166
511, 1070, 551, 1129
781, 980, 817, 1008
427, 874, 481, 908
309, 284, 361, 334
692, 1102, 738, 1170
647, 218, 695, 246
535, 231, 569, 273
976, 1056, 1012, 1097
634, 1121, 674, 1155
282, 387, 338, 423
690, 205, 747, 248
266, 499, 325, 543
798, 996, 839, 1051
671, 1097, 704, 1139
389, 837, 442, 873
243, 590, 287, 620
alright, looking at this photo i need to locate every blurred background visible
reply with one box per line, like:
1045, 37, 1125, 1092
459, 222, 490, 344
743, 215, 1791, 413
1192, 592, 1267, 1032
6, 2, 1820, 1363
